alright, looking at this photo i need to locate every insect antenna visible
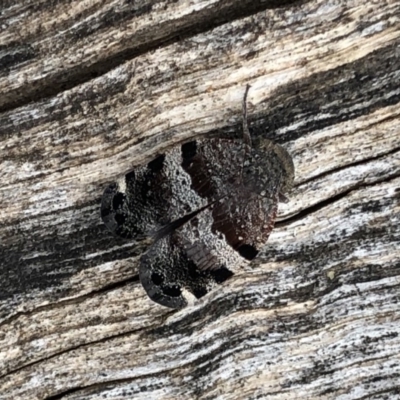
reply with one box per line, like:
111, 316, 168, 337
151, 197, 226, 241
242, 84, 252, 147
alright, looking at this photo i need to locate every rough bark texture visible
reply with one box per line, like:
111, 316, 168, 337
0, 0, 399, 399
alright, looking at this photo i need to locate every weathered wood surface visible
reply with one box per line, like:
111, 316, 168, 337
1, 0, 399, 398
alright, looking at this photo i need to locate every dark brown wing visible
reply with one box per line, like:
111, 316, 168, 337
211, 192, 279, 260
181, 138, 286, 260
139, 91, 279, 308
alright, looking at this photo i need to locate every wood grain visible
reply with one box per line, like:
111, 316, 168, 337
0, 0, 399, 399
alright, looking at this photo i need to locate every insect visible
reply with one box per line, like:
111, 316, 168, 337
101, 86, 294, 308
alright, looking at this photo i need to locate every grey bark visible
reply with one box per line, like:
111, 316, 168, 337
0, 0, 399, 399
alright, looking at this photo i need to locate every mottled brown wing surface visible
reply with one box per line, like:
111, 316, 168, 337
101, 154, 173, 239
181, 138, 290, 260
103, 86, 295, 309
104, 136, 293, 309
211, 192, 279, 260
139, 207, 235, 309
138, 137, 292, 309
